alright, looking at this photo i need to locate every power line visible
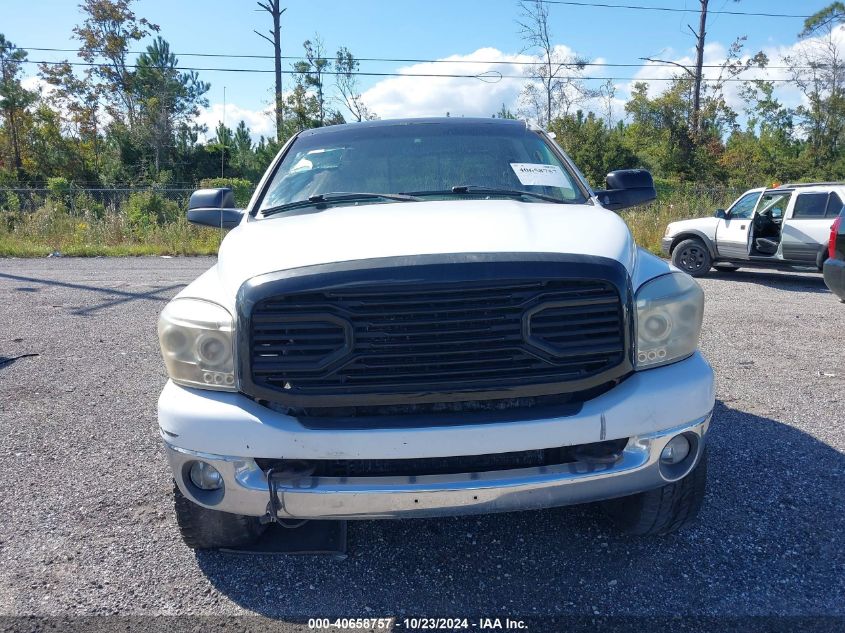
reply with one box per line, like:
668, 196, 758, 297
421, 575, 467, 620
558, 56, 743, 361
22, 58, 798, 82
535, 0, 810, 18
17, 46, 814, 71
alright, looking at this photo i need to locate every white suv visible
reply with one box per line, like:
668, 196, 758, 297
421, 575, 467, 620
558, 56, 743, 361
663, 183, 841, 276
157, 118, 714, 549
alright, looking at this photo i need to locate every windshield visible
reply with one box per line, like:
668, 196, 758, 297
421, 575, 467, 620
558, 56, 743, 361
257, 121, 587, 216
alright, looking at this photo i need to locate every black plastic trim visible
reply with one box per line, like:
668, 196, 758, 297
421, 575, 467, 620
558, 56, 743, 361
236, 252, 633, 408
281, 397, 588, 430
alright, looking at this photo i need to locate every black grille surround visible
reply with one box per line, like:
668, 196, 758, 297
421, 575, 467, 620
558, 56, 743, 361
237, 253, 634, 410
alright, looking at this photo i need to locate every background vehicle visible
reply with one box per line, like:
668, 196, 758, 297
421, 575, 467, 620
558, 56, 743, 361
823, 207, 845, 301
662, 183, 841, 277
157, 118, 713, 549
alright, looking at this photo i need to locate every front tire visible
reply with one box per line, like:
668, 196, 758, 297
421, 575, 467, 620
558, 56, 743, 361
173, 483, 265, 549
671, 238, 712, 277
603, 451, 707, 535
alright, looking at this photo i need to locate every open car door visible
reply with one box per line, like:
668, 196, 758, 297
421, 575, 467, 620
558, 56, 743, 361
715, 189, 763, 259
748, 190, 791, 258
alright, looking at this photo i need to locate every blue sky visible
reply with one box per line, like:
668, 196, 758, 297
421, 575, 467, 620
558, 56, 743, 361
3, 0, 837, 137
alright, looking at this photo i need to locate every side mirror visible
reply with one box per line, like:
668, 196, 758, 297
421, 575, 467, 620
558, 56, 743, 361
714, 208, 727, 219
594, 169, 656, 211
187, 188, 244, 229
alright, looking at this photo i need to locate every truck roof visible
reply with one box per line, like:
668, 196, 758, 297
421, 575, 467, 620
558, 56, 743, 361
299, 117, 529, 137
777, 182, 845, 188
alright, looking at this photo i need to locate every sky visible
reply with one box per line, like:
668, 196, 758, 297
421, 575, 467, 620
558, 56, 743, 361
2, 0, 839, 139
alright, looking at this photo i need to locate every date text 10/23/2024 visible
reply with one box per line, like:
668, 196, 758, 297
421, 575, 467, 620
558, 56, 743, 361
307, 618, 529, 630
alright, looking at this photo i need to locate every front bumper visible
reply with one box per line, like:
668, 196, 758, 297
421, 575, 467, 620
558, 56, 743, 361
165, 415, 709, 520
661, 237, 673, 257
160, 352, 714, 520
824, 257, 845, 300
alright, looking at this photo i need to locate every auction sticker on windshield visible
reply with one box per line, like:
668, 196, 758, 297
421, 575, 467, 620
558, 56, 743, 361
510, 163, 569, 188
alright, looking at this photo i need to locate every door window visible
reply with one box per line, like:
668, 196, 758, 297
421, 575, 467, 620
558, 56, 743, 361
756, 191, 790, 218
793, 192, 828, 218
727, 192, 760, 219
825, 192, 843, 218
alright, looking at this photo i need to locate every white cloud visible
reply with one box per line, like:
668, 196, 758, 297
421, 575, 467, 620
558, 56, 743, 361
21, 75, 52, 95
619, 28, 845, 120
361, 47, 534, 119
197, 102, 276, 141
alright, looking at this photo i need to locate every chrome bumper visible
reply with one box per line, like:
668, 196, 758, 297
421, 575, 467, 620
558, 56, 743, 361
165, 414, 711, 520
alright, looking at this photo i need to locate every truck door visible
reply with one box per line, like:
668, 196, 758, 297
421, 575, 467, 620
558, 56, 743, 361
781, 191, 841, 264
749, 190, 790, 257
716, 190, 761, 259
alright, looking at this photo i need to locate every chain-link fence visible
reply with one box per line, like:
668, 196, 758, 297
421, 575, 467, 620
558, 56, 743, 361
0, 182, 747, 215
0, 186, 198, 215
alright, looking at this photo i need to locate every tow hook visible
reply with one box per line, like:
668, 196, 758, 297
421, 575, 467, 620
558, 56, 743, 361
261, 462, 315, 525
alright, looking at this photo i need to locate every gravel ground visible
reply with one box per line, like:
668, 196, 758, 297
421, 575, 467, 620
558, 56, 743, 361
0, 257, 843, 623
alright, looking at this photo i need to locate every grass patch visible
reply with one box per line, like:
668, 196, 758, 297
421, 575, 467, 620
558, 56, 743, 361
0, 192, 737, 258
0, 204, 222, 257
621, 191, 732, 255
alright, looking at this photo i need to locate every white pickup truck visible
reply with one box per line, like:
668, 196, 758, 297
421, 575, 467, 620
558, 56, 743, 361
157, 118, 714, 549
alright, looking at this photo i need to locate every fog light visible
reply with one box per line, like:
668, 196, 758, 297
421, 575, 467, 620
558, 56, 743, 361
660, 435, 690, 464
189, 461, 223, 490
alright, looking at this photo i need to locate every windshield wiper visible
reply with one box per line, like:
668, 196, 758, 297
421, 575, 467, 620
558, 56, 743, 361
262, 192, 420, 217
452, 186, 567, 203
403, 186, 567, 204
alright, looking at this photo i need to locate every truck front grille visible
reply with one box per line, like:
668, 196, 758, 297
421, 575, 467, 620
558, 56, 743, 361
237, 254, 632, 409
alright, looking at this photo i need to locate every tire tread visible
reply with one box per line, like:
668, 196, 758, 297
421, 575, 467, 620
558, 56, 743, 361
604, 451, 707, 536
173, 483, 265, 549
671, 238, 712, 277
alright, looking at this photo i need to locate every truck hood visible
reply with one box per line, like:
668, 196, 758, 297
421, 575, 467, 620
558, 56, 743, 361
214, 199, 637, 295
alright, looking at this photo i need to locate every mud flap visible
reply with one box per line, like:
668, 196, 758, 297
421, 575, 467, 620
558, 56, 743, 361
219, 521, 347, 558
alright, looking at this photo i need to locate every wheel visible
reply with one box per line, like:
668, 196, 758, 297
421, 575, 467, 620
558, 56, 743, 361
602, 451, 707, 535
172, 483, 265, 549
671, 238, 713, 277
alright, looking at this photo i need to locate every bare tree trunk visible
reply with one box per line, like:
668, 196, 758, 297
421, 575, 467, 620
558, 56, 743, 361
8, 109, 22, 172
692, 0, 709, 135
256, 1, 286, 142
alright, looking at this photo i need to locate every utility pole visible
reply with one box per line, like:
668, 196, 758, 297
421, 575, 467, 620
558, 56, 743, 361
641, 0, 714, 136
255, 1, 286, 143
691, 0, 709, 136
221, 86, 226, 178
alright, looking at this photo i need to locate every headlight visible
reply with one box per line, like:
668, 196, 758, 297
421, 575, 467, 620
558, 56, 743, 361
635, 273, 703, 369
664, 225, 673, 237
158, 299, 236, 391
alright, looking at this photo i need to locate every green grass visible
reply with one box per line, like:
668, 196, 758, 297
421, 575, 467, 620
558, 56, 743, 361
0, 192, 734, 258
0, 205, 222, 257
621, 191, 729, 255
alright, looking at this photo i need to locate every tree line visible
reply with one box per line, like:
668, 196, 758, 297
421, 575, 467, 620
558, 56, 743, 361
2, 0, 845, 192
517, 0, 845, 188
0, 0, 373, 188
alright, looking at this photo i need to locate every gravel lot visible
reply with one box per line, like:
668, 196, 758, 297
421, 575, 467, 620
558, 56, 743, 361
0, 257, 843, 623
